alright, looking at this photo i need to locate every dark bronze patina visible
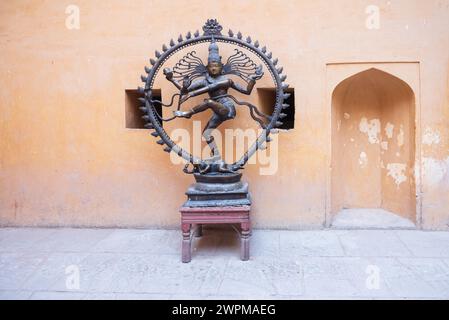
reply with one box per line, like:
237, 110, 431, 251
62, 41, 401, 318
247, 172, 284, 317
137, 19, 289, 206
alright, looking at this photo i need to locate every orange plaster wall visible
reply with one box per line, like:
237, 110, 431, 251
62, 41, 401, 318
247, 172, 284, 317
1, 0, 448, 230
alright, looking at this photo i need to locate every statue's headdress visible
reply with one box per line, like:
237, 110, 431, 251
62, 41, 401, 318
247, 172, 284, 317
207, 37, 222, 64
172, 34, 262, 84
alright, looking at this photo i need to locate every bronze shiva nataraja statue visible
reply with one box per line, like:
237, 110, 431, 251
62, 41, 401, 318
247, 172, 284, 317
163, 38, 264, 158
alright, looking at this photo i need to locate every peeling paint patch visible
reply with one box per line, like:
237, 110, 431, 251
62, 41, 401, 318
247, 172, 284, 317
344, 113, 350, 120
337, 119, 341, 131
385, 122, 394, 139
386, 163, 407, 187
397, 125, 404, 147
422, 157, 449, 186
359, 117, 380, 144
350, 138, 355, 142
381, 141, 388, 150
359, 151, 368, 168
422, 127, 441, 145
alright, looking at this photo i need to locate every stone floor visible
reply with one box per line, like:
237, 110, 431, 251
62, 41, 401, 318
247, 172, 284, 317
1, 226, 449, 300
332, 208, 416, 229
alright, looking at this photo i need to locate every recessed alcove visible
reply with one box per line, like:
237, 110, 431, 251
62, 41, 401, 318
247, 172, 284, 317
125, 89, 162, 129
330, 68, 416, 227
257, 88, 295, 129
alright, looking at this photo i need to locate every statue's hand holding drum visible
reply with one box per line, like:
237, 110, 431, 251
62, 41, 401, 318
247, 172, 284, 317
163, 67, 173, 80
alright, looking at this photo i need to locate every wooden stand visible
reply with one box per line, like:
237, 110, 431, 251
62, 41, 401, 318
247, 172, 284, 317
180, 205, 251, 263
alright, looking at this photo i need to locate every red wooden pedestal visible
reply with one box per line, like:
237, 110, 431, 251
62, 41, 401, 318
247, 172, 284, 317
179, 205, 251, 263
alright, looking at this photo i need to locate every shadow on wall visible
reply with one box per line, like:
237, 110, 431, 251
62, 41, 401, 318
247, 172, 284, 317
331, 68, 416, 225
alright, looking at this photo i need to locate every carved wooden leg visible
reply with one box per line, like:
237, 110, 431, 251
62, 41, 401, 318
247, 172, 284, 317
181, 223, 191, 263
240, 221, 250, 261
194, 224, 203, 237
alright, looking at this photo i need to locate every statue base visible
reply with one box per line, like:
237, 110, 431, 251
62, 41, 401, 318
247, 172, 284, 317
180, 172, 252, 262
183, 172, 251, 207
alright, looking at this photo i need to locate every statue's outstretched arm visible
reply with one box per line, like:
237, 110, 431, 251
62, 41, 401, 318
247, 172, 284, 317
186, 79, 207, 92
231, 79, 256, 95
188, 78, 229, 97
179, 79, 209, 104
163, 68, 184, 90
163, 67, 208, 98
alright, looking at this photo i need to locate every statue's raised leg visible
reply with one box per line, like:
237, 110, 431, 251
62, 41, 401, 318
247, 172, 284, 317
174, 99, 228, 119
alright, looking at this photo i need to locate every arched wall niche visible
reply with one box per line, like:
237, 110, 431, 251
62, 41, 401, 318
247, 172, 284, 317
330, 68, 416, 225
